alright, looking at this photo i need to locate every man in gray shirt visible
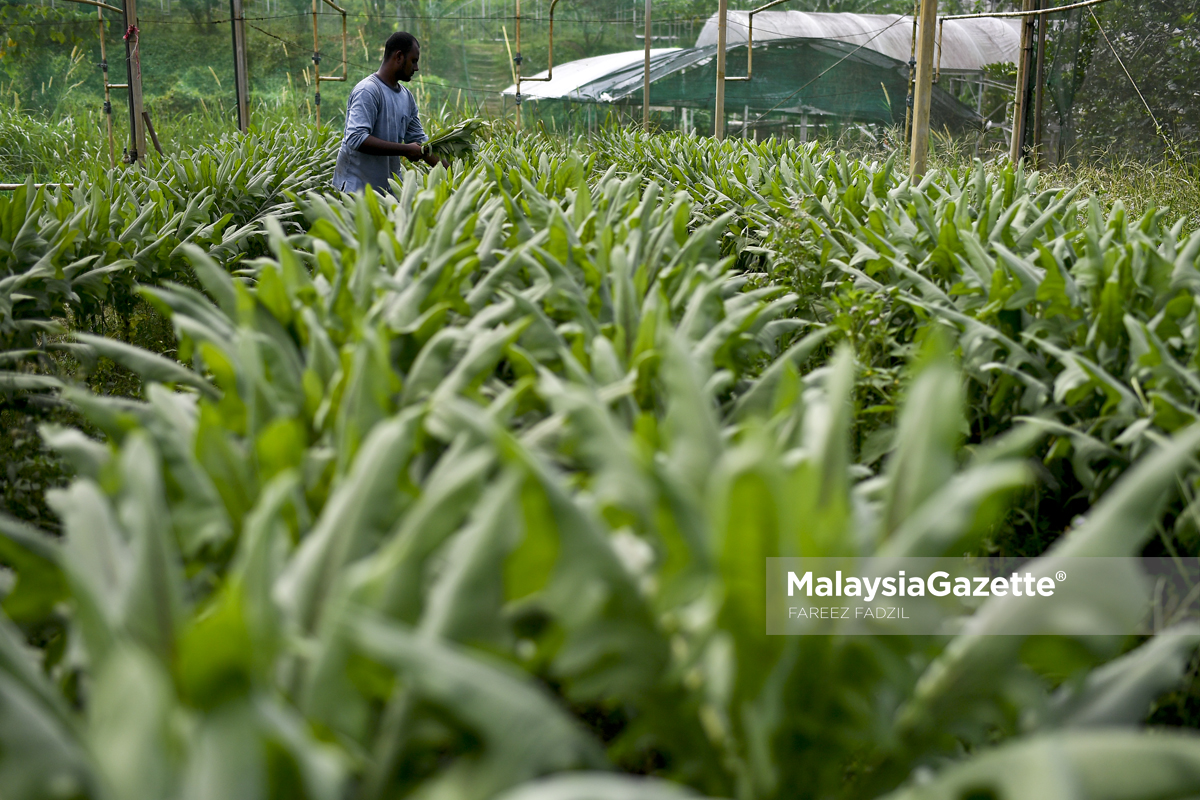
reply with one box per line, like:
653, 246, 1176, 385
331, 31, 448, 193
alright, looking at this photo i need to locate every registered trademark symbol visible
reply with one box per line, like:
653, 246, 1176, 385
1055, 571, 1066, 581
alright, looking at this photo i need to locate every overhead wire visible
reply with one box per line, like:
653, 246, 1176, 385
5, 9, 724, 27
244, 22, 492, 101
3, 11, 310, 26
941, 0, 1117, 21
139, 12, 310, 25
1086, 6, 1179, 160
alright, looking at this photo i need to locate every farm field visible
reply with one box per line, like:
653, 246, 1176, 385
3, 111, 1200, 800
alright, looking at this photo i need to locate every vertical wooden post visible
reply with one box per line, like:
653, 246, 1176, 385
1008, 0, 1035, 163
642, 0, 651, 129
230, 0, 250, 132
123, 0, 147, 161
713, 0, 727, 139
908, 0, 936, 178
1032, 2, 1047, 168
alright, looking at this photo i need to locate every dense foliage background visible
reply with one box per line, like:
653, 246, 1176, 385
0, 0, 1199, 794
1, 0, 1197, 161
0, 96, 1199, 797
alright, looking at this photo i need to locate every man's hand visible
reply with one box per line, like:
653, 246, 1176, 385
421, 150, 451, 170
357, 136, 449, 168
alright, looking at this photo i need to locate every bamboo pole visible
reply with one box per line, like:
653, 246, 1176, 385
713, 0, 727, 139
908, 0, 936, 178
514, 0, 522, 130
1008, 0, 1035, 163
642, 0, 651, 129
903, 0, 917, 146
1032, 0, 1047, 168
230, 0, 250, 132
142, 110, 163, 154
65, 0, 122, 14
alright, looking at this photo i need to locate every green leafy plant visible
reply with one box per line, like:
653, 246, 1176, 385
0, 132, 1198, 800
426, 117, 493, 162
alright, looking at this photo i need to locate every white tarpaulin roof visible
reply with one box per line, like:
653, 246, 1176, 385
694, 11, 1021, 72
503, 49, 679, 99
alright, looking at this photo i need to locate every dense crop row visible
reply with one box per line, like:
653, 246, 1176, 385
582, 130, 1200, 546
0, 127, 336, 354
2, 124, 1200, 800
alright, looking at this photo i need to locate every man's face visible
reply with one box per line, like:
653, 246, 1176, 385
397, 45, 420, 82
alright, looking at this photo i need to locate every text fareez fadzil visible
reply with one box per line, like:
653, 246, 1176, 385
788, 606, 910, 619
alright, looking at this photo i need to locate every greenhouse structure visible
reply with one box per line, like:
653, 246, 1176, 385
503, 11, 1022, 134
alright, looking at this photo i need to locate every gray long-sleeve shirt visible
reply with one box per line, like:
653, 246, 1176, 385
331, 75, 428, 193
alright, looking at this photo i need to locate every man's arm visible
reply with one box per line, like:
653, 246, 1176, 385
402, 95, 449, 168
355, 135, 433, 164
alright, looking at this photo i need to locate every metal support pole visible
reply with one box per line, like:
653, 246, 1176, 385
122, 0, 147, 162
729, 0, 794, 82
642, 0, 651, 129
310, 0, 346, 128
96, 6, 115, 167
714, 0, 727, 139
908, 0, 936, 178
904, 0, 917, 145
312, 0, 321, 126
1008, 0, 1035, 163
514, 0, 564, 129
230, 0, 249, 132
66, 0, 129, 163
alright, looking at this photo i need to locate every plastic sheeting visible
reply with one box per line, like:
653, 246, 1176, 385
695, 11, 1021, 73
501, 10, 1014, 130
508, 48, 680, 101
503, 38, 983, 131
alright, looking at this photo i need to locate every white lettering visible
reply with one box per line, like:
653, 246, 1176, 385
787, 571, 811, 597
929, 571, 950, 597
863, 576, 882, 602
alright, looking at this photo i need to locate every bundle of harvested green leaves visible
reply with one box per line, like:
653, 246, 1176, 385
424, 117, 491, 161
